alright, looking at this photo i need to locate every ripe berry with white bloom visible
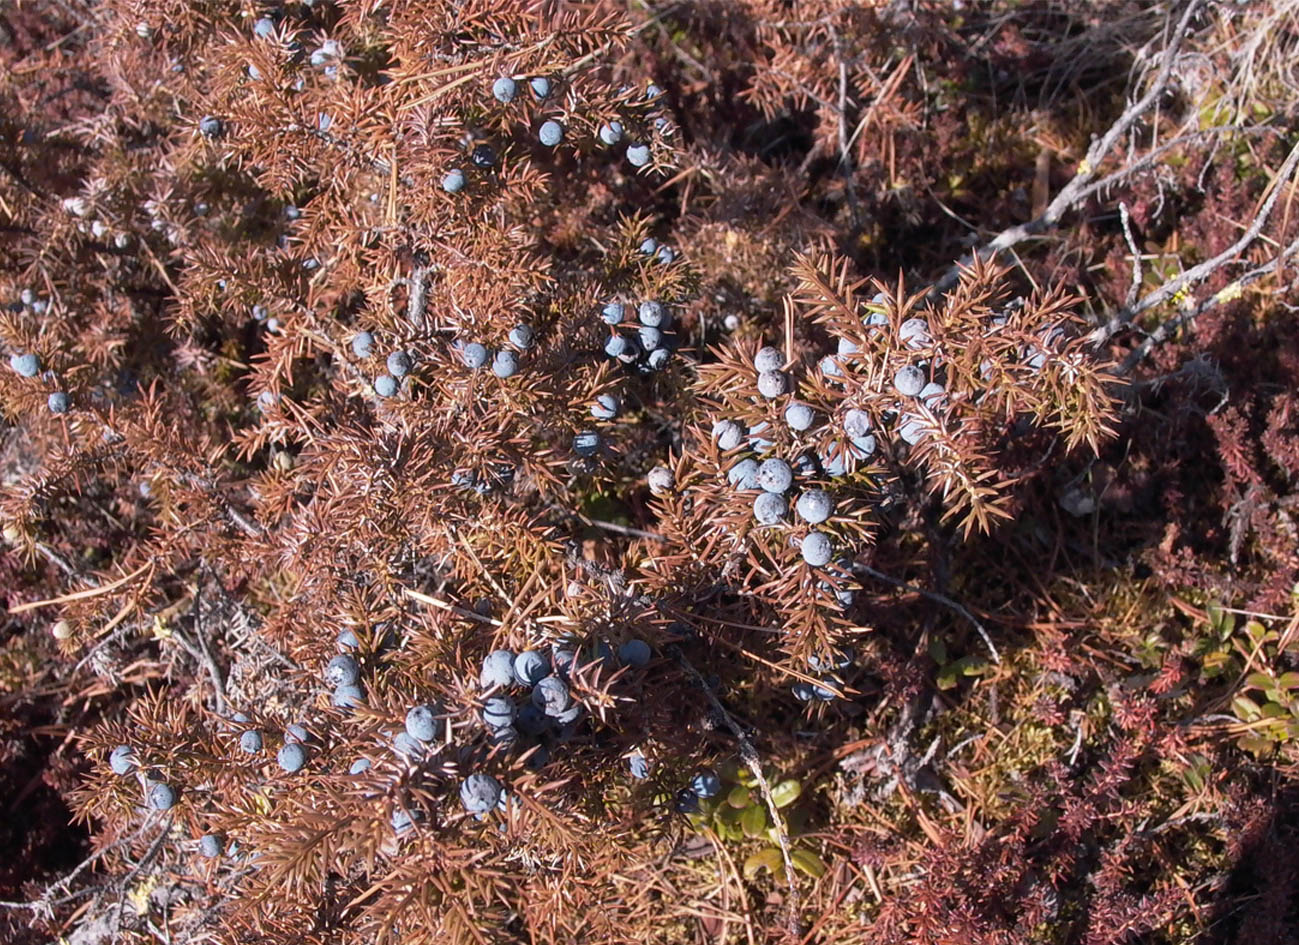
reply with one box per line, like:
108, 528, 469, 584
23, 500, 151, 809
373, 375, 397, 398
899, 318, 931, 349
601, 301, 624, 324
538, 120, 563, 147
199, 116, 223, 138
628, 754, 649, 779
482, 696, 516, 729
893, 365, 925, 397
639, 237, 658, 254
599, 121, 623, 145
647, 465, 674, 494
325, 654, 359, 687
638, 300, 667, 327
513, 650, 549, 686
48, 392, 70, 414
757, 458, 793, 494
461, 343, 488, 369
352, 331, 374, 358
442, 169, 465, 193
492, 77, 517, 102
757, 370, 786, 398
386, 351, 412, 378
253, 17, 275, 38
461, 774, 502, 813
639, 325, 663, 351
574, 431, 601, 457
9, 353, 39, 377
110, 745, 136, 775
148, 782, 177, 810
753, 492, 787, 525
801, 531, 833, 567
626, 144, 650, 167
239, 730, 263, 753
646, 348, 670, 371
713, 420, 743, 451
691, 770, 721, 798
727, 458, 760, 489
530, 76, 551, 99
605, 335, 630, 359
785, 402, 814, 431
200, 834, 222, 857
492, 350, 518, 378
332, 683, 364, 708
531, 676, 570, 716
843, 408, 872, 438
508, 324, 534, 349
796, 490, 833, 524
404, 706, 439, 742
591, 393, 619, 419
277, 743, 306, 773
754, 346, 783, 372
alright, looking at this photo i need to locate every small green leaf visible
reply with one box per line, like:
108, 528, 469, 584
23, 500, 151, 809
727, 785, 751, 809
1278, 672, 1299, 691
743, 848, 783, 880
716, 804, 742, 827
770, 779, 802, 809
742, 803, 768, 838
790, 848, 827, 878
1232, 695, 1261, 721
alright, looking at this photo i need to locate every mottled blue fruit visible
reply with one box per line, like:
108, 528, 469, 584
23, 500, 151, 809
482, 696, 516, 729
554, 703, 583, 726
200, 833, 222, 857
199, 115, 223, 138
552, 646, 578, 677
639, 237, 658, 254
374, 374, 397, 398
601, 301, 624, 325
898, 417, 928, 445
749, 421, 773, 452
513, 650, 549, 686
604, 334, 630, 359
813, 682, 839, 701
573, 431, 601, 457
628, 754, 649, 779
393, 732, 425, 760
591, 393, 619, 419
148, 782, 177, 810
461, 342, 489, 369
599, 121, 624, 145
820, 355, 842, 378
405, 705, 439, 742
691, 770, 721, 798
492, 350, 518, 378
646, 83, 663, 99
349, 758, 371, 774
386, 350, 412, 378
332, 683, 364, 708
849, 434, 877, 458
656, 246, 675, 264
893, 365, 925, 396
792, 681, 815, 702
352, 331, 374, 358
253, 16, 275, 38
277, 743, 306, 773
728, 458, 760, 490
110, 745, 135, 775
619, 639, 651, 667
508, 324, 534, 349
461, 774, 502, 813
785, 402, 814, 431
801, 531, 833, 567
529, 76, 551, 99
757, 458, 793, 494
796, 490, 833, 524
531, 676, 570, 716
239, 730, 263, 754
646, 348, 670, 371
713, 420, 743, 452
754, 492, 787, 525
899, 318, 930, 348
637, 300, 666, 327
337, 628, 360, 650
492, 76, 517, 102
838, 336, 860, 357
626, 144, 650, 167
843, 408, 872, 438
442, 169, 465, 193
480, 650, 516, 689
471, 144, 497, 168
675, 788, 700, 812
490, 725, 518, 750
391, 808, 416, 834
638, 325, 663, 351
808, 647, 854, 672
326, 654, 360, 687
538, 120, 563, 147
754, 346, 783, 373
286, 724, 309, 743
9, 353, 39, 377
515, 703, 549, 736
757, 371, 786, 398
